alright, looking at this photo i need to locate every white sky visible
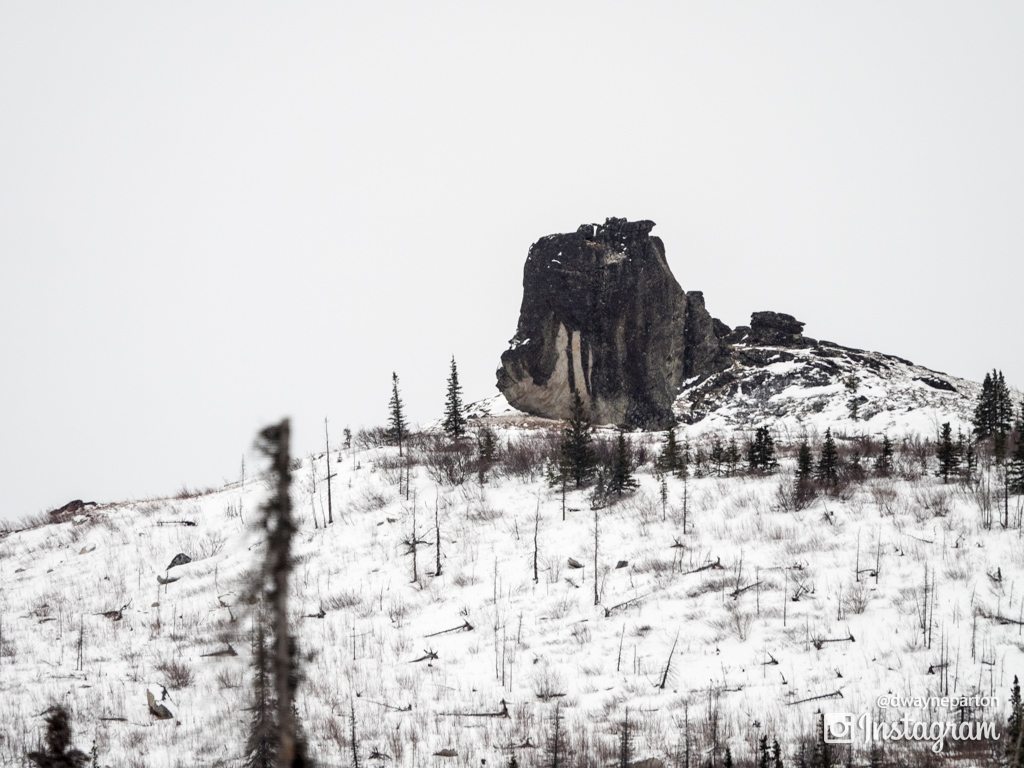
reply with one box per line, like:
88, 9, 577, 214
2, 2, 1022, 521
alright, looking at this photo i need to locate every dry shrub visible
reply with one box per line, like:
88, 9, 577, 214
325, 589, 363, 611
497, 433, 559, 481
417, 436, 474, 486
352, 487, 391, 514
531, 663, 566, 700
843, 582, 871, 615
155, 656, 194, 689
355, 426, 391, 449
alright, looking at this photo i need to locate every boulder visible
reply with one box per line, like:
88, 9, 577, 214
729, 311, 809, 346
496, 218, 729, 428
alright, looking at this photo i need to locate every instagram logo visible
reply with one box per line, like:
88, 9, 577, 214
823, 713, 856, 744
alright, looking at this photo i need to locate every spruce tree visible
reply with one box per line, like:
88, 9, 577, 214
963, 437, 977, 483
725, 438, 741, 476
811, 712, 831, 768
723, 746, 733, 768
476, 426, 497, 484
1010, 430, 1024, 496
772, 738, 784, 768
1006, 676, 1022, 761
973, 371, 995, 439
974, 369, 1015, 461
442, 356, 466, 439
618, 709, 633, 768
709, 435, 725, 477
758, 735, 771, 768
994, 371, 1015, 461
27, 707, 88, 768
252, 421, 309, 768
559, 392, 597, 488
935, 422, 960, 483
816, 429, 840, 487
546, 702, 564, 768
795, 440, 815, 505
874, 434, 894, 477
657, 427, 686, 477
748, 427, 777, 473
245, 620, 277, 768
607, 429, 639, 497
388, 372, 407, 456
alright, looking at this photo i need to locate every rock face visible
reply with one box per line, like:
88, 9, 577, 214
496, 217, 978, 432
496, 218, 729, 427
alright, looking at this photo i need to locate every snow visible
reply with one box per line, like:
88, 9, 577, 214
1, 414, 1020, 766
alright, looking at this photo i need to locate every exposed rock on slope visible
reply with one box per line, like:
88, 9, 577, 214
497, 217, 977, 434
678, 315, 978, 435
496, 218, 729, 428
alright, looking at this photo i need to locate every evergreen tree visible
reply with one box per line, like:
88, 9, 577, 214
559, 392, 597, 488
810, 712, 831, 768
724, 438, 741, 476
476, 426, 497, 484
994, 371, 1015, 461
607, 430, 639, 497
758, 735, 771, 768
874, 434, 894, 477
442, 356, 466, 439
657, 427, 687, 477
618, 709, 633, 768
252, 421, 309, 768
245, 620, 278, 768
962, 436, 978, 483
349, 701, 361, 768
795, 440, 815, 505
974, 369, 1015, 461
387, 372, 407, 456
710, 435, 726, 477
772, 738, 784, 768
723, 745, 733, 768
1009, 427, 1024, 497
816, 429, 840, 487
973, 371, 995, 439
1008, 675, 1022, 758
546, 702, 564, 768
27, 707, 88, 768
748, 427, 778, 473
935, 422, 960, 483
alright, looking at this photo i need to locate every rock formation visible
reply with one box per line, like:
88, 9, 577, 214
496, 217, 729, 427
496, 217, 976, 431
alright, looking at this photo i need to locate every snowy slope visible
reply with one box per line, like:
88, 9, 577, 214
674, 342, 980, 441
0, 424, 1020, 766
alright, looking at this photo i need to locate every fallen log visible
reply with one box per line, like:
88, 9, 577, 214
424, 620, 474, 638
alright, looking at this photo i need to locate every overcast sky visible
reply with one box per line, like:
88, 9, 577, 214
2, 2, 1022, 521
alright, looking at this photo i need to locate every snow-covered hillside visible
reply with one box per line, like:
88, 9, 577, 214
1, 419, 1020, 767
675, 342, 980, 441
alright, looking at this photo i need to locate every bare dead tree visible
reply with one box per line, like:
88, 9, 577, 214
657, 631, 679, 690
593, 508, 600, 606
324, 418, 336, 525
533, 497, 541, 584
434, 495, 442, 577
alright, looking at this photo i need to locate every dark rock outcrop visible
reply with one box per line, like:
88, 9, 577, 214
495, 217, 976, 431
496, 218, 729, 428
49, 499, 97, 519
727, 311, 813, 347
